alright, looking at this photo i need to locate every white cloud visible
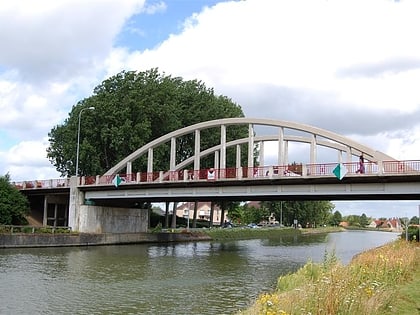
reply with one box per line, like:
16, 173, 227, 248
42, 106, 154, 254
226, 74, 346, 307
129, 0, 420, 158
0, 0, 146, 180
1, 138, 61, 181
0, 0, 143, 83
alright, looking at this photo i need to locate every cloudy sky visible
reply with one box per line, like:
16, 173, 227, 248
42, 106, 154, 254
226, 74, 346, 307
1, 0, 419, 219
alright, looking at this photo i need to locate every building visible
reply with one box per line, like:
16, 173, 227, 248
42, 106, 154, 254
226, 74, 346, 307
369, 218, 402, 231
175, 202, 227, 225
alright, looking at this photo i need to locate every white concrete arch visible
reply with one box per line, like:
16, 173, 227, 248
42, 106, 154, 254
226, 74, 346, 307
104, 118, 395, 176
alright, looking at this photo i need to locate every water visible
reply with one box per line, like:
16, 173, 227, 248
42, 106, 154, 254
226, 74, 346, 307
0, 230, 398, 315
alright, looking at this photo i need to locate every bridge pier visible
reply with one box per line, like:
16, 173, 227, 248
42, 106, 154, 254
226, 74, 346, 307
69, 177, 149, 233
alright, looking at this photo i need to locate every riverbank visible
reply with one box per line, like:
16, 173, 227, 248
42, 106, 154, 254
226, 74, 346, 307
202, 226, 344, 241
0, 231, 211, 248
240, 240, 420, 315
0, 226, 344, 248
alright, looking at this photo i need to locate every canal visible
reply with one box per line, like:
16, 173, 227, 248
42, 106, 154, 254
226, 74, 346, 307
0, 230, 398, 314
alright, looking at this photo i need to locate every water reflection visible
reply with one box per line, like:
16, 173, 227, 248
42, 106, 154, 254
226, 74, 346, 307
0, 231, 398, 314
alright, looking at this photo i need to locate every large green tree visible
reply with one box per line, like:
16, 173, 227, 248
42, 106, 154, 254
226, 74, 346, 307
47, 69, 247, 177
0, 174, 30, 225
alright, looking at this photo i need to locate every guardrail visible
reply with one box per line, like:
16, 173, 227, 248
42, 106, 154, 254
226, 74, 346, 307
14, 160, 420, 189
80, 160, 420, 186
13, 178, 70, 190
0, 225, 72, 234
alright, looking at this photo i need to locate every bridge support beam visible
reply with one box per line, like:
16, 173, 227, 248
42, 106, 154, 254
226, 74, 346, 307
69, 177, 149, 233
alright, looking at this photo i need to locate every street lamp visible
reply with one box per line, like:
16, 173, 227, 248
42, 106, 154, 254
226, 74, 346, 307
76, 106, 95, 177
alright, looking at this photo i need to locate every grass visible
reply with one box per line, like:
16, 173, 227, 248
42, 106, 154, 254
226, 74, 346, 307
240, 240, 419, 315
202, 226, 343, 241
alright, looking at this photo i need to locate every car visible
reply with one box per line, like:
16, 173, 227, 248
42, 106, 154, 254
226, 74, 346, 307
247, 223, 259, 228
222, 221, 233, 228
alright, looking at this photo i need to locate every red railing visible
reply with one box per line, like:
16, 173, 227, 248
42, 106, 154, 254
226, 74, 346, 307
13, 178, 70, 189
14, 160, 420, 189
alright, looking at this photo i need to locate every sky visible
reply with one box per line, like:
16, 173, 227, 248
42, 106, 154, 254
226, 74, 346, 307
1, 0, 420, 219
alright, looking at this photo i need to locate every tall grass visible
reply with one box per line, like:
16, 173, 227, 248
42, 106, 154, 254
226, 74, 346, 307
241, 240, 419, 315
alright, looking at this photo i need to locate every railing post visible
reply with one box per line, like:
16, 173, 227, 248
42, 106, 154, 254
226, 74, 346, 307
237, 167, 243, 179
302, 164, 308, 178
136, 172, 141, 183
378, 160, 383, 175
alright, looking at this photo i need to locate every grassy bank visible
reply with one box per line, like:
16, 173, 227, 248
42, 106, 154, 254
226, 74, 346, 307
240, 240, 419, 315
201, 226, 343, 241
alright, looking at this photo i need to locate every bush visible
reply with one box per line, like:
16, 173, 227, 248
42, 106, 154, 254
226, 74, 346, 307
402, 226, 419, 242
0, 174, 30, 225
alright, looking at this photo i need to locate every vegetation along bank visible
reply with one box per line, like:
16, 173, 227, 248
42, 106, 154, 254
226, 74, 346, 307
239, 239, 419, 315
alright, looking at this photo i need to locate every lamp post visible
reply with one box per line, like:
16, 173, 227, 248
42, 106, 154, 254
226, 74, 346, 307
76, 106, 95, 177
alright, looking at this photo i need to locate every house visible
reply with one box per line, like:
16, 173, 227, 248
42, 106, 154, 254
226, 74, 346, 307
175, 202, 227, 225
368, 218, 402, 231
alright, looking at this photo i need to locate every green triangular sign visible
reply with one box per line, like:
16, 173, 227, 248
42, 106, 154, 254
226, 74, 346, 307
112, 174, 122, 187
332, 163, 348, 180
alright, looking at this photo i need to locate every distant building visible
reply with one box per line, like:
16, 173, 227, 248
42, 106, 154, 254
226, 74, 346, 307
369, 218, 402, 231
175, 202, 227, 225
339, 221, 349, 227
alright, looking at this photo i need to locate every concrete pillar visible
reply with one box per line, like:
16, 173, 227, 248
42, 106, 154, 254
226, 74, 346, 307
68, 176, 83, 232
220, 124, 226, 170
309, 134, 317, 176
284, 141, 289, 165
236, 144, 242, 179
220, 201, 226, 226
171, 202, 177, 228
259, 141, 264, 167
192, 201, 198, 228
248, 124, 254, 168
194, 129, 200, 171
209, 202, 215, 228
53, 204, 58, 227
278, 127, 284, 166
164, 201, 170, 228
310, 134, 316, 164
43, 195, 48, 226
147, 148, 153, 173
126, 161, 132, 179
170, 137, 176, 170
236, 144, 241, 167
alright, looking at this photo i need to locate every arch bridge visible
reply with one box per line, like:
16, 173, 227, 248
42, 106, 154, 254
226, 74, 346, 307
102, 117, 395, 180
17, 118, 420, 233
76, 117, 420, 204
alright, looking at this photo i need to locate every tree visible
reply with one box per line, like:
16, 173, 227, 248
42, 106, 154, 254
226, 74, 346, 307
409, 216, 419, 225
260, 200, 334, 227
0, 174, 30, 225
47, 68, 247, 177
345, 215, 362, 227
359, 213, 369, 227
225, 201, 242, 224
330, 210, 343, 226
241, 204, 269, 225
